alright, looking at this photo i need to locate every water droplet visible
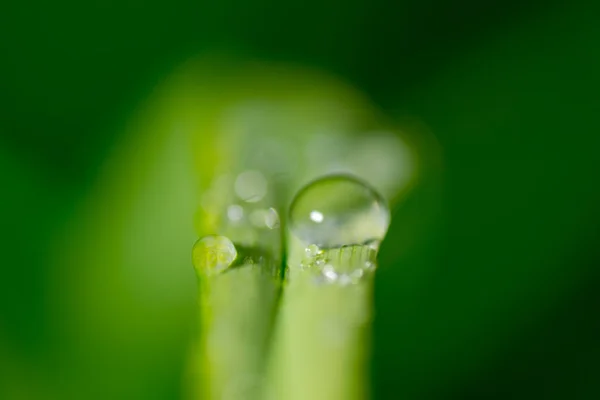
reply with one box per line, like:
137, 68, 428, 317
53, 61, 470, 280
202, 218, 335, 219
322, 264, 338, 282
192, 235, 237, 276
314, 258, 326, 267
247, 207, 280, 230
249, 209, 268, 228
234, 170, 267, 203
265, 207, 280, 229
289, 175, 389, 284
364, 261, 375, 271
305, 244, 322, 257
227, 204, 244, 222
289, 174, 390, 248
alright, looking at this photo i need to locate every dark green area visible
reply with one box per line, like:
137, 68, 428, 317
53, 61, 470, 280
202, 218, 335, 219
1, 1, 599, 399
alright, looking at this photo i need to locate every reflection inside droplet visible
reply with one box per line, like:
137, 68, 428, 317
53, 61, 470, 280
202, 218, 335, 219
310, 210, 324, 223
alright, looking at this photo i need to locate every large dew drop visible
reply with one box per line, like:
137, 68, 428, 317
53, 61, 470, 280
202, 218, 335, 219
289, 174, 390, 249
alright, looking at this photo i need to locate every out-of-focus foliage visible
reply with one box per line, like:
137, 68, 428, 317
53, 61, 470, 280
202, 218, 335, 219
1, 1, 600, 399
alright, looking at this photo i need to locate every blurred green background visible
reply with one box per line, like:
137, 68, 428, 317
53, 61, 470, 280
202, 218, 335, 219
1, 1, 600, 399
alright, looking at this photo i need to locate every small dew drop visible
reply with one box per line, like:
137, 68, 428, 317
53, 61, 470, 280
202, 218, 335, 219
192, 235, 237, 276
322, 265, 338, 282
234, 170, 268, 203
305, 244, 322, 258
227, 204, 244, 222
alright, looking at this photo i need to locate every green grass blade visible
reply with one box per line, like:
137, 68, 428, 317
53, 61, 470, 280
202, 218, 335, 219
266, 244, 378, 400
191, 259, 281, 400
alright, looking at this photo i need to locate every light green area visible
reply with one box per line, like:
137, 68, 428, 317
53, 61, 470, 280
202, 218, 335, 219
266, 244, 376, 400
4, 3, 600, 399
192, 262, 281, 400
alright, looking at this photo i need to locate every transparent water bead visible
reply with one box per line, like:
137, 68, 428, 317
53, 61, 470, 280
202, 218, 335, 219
290, 174, 390, 284
192, 235, 237, 276
289, 174, 390, 248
